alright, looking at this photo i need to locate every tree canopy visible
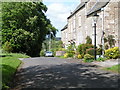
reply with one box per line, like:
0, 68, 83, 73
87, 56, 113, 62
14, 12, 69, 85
2, 2, 57, 57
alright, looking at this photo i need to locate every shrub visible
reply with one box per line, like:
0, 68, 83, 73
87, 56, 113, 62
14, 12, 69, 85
96, 57, 105, 62
105, 44, 109, 50
83, 54, 94, 62
66, 45, 75, 53
3, 41, 13, 53
67, 53, 74, 57
86, 47, 103, 56
105, 47, 120, 59
64, 53, 68, 58
64, 53, 74, 58
68, 51, 75, 54
50, 48, 56, 56
57, 48, 66, 51
40, 50, 45, 56
77, 54, 82, 59
77, 44, 93, 56
107, 35, 116, 48
97, 48, 102, 55
86, 48, 94, 56
86, 36, 92, 44
104, 35, 116, 48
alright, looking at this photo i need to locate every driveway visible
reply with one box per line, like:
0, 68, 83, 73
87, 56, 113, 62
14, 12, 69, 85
11, 57, 119, 89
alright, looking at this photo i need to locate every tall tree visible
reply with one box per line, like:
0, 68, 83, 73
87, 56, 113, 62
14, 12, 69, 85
2, 2, 57, 57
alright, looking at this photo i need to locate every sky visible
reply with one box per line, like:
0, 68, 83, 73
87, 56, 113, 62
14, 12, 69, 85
43, 0, 80, 37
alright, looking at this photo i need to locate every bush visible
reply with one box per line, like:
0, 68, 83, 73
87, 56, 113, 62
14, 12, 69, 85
66, 45, 75, 53
50, 49, 56, 56
77, 54, 82, 59
40, 50, 45, 56
105, 44, 109, 50
77, 44, 93, 56
64, 53, 68, 58
86, 48, 94, 56
105, 47, 120, 59
96, 57, 105, 62
97, 48, 102, 55
83, 54, 94, 62
67, 53, 74, 57
86, 36, 92, 44
57, 48, 66, 51
3, 41, 13, 53
64, 53, 74, 58
86, 47, 103, 56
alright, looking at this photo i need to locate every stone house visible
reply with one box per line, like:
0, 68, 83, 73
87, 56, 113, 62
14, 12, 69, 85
61, 0, 120, 49
61, 24, 68, 48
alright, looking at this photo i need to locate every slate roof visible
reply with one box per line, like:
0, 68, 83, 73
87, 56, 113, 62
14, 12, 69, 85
87, 0, 110, 16
67, 0, 89, 19
61, 24, 68, 31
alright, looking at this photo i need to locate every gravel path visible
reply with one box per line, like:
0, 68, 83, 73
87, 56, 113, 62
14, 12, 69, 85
11, 57, 119, 89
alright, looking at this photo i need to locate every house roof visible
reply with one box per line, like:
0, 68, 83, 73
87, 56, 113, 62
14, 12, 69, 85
61, 24, 68, 31
87, 0, 110, 16
67, 1, 88, 19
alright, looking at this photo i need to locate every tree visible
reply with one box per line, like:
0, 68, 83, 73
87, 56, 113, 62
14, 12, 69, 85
2, 2, 57, 57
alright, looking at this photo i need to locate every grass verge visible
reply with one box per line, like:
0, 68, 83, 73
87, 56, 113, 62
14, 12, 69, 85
103, 64, 120, 73
0, 53, 30, 89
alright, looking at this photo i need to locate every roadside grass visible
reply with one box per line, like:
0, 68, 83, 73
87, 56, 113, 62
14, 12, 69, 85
103, 64, 120, 73
0, 53, 30, 89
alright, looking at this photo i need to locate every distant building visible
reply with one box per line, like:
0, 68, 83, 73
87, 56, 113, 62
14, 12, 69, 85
61, 0, 120, 48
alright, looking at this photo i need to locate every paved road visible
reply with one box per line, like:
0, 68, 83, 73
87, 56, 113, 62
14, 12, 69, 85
11, 57, 119, 89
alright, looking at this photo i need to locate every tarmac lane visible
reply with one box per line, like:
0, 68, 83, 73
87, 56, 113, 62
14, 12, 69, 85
11, 57, 119, 89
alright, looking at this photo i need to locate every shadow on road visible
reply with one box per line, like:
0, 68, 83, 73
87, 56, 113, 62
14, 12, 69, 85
12, 63, 119, 89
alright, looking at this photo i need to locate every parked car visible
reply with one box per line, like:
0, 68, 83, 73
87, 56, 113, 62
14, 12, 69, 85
45, 51, 54, 57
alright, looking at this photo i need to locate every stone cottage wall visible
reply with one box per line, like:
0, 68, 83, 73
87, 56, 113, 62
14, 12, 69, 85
61, 0, 119, 48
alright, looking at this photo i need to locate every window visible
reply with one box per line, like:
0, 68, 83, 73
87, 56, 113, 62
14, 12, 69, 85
78, 15, 81, 27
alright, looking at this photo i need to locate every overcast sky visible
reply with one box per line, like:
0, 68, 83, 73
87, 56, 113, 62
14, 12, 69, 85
43, 0, 80, 37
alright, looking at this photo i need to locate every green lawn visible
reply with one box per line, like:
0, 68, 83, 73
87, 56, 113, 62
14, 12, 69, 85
103, 64, 120, 73
0, 53, 30, 89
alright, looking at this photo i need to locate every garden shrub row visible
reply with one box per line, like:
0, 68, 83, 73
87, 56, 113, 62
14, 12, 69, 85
105, 47, 120, 59
61, 44, 120, 62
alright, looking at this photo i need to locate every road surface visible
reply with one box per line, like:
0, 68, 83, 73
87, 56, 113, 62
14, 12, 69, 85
11, 57, 119, 89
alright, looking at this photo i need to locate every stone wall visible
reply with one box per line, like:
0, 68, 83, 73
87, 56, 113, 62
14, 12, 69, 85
61, 27, 69, 48
61, 0, 119, 48
56, 51, 66, 56
118, 2, 120, 48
